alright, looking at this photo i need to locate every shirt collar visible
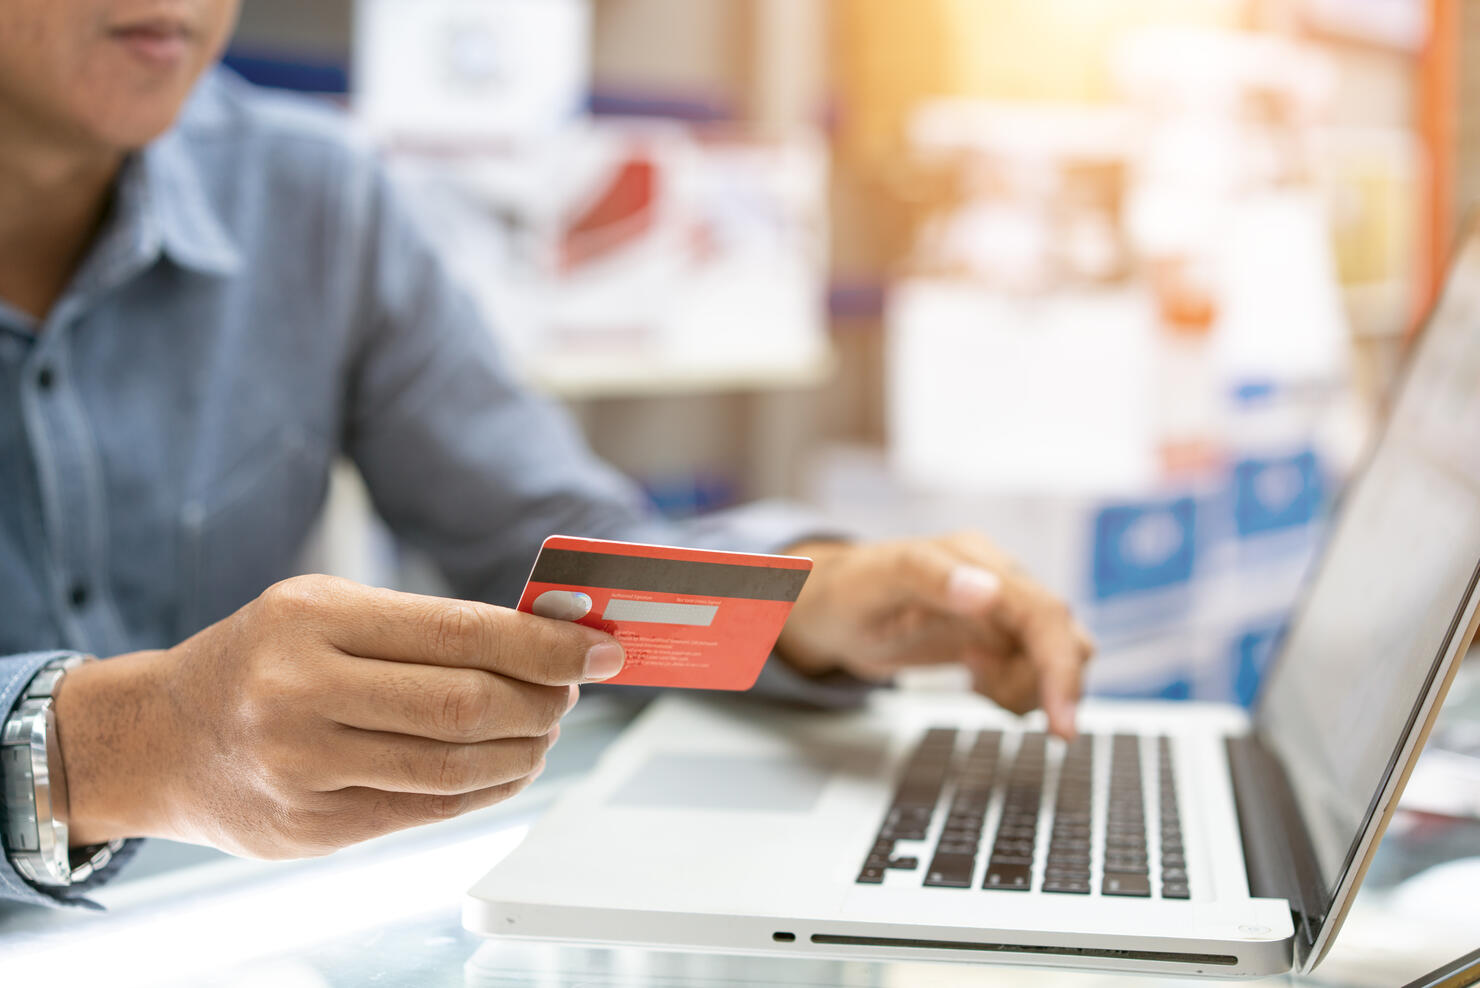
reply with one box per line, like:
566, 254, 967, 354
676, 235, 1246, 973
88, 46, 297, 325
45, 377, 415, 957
140, 128, 243, 277
76, 124, 242, 296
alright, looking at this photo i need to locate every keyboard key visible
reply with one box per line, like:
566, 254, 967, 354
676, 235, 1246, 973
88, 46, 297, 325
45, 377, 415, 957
984, 864, 1032, 890
1046, 857, 1089, 870
937, 842, 979, 856
1106, 862, 1148, 876
1046, 869, 1090, 883
923, 873, 973, 889
987, 854, 1033, 867
1102, 872, 1151, 897
1162, 882, 1190, 899
923, 853, 975, 888
856, 866, 885, 884
1043, 879, 1091, 894
889, 856, 919, 870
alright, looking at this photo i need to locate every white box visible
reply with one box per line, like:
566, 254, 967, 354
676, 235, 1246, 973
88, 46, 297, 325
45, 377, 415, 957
886, 281, 1159, 494
355, 0, 590, 144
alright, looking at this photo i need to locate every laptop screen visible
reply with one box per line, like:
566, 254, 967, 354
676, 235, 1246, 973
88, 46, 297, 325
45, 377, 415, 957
1255, 226, 1480, 929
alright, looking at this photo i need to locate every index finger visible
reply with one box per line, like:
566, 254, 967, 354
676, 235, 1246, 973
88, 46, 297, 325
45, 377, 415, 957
991, 580, 1085, 740
268, 578, 625, 685
879, 545, 1085, 737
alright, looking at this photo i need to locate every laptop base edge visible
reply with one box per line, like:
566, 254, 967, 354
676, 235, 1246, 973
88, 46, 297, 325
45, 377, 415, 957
463, 897, 1295, 980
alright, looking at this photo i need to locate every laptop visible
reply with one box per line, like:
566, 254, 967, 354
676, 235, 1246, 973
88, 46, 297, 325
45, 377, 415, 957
465, 221, 1480, 979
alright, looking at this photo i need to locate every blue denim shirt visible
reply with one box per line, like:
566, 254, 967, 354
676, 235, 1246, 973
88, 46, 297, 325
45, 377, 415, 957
0, 69, 854, 908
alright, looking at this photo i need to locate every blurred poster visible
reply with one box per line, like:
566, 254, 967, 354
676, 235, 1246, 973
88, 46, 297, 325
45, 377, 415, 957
385, 124, 831, 395
530, 125, 831, 391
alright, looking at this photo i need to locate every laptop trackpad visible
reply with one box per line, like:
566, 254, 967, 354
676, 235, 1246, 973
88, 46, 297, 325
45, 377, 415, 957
609, 753, 830, 812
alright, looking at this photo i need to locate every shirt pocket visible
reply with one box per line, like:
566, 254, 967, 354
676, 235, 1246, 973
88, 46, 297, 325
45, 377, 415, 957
178, 424, 331, 639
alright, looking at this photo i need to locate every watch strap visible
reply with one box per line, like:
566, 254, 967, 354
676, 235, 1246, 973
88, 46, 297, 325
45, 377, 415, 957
2, 655, 124, 887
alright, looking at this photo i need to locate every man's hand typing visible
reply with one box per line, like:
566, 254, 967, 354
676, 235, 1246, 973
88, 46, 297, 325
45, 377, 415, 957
776, 533, 1094, 739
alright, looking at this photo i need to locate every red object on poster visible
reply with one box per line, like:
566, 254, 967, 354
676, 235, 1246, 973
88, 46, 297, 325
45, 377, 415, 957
558, 158, 657, 273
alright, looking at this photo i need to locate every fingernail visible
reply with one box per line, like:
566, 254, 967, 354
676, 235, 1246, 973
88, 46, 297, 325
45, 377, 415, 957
566, 684, 580, 712
947, 565, 1001, 611
1052, 699, 1078, 740
584, 641, 625, 681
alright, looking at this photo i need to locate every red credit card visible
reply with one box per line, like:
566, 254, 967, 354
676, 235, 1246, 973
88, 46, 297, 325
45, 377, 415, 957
516, 536, 813, 690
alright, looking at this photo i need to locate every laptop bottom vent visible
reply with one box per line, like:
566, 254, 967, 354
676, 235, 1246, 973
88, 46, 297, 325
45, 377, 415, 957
808, 933, 1239, 967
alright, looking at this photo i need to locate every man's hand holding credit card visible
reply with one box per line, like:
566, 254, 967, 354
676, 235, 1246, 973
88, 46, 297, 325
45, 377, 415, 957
517, 536, 812, 690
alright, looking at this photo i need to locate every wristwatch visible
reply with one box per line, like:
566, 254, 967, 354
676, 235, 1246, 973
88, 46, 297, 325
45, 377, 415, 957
1, 655, 124, 887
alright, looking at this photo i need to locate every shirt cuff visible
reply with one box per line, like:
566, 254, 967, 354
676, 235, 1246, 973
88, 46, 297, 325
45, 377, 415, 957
717, 500, 874, 707
0, 650, 140, 909
683, 497, 854, 559
746, 656, 878, 709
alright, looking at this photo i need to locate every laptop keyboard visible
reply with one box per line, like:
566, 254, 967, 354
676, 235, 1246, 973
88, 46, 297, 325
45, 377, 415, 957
1159, 737, 1189, 898
1043, 734, 1093, 893
857, 729, 1190, 899
983, 731, 1045, 891
925, 730, 1002, 887
1103, 733, 1149, 895
857, 728, 956, 883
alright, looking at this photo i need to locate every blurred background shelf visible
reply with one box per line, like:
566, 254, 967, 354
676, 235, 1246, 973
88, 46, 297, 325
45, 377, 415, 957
232, 0, 1479, 709
526, 348, 836, 401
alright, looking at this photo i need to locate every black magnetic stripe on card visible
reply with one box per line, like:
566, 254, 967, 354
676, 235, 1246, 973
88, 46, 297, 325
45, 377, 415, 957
530, 549, 809, 601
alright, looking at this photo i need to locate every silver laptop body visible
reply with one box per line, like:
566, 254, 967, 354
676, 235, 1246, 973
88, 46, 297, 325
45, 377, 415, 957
466, 224, 1480, 979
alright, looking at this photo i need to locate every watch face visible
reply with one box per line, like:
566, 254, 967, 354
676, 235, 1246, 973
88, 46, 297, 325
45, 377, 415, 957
2, 745, 40, 853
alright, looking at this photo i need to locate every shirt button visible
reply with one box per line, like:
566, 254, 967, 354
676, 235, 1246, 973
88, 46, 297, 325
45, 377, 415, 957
69, 584, 89, 610
36, 366, 55, 390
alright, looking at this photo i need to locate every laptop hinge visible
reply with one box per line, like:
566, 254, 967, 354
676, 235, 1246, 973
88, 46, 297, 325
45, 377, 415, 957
1225, 734, 1324, 963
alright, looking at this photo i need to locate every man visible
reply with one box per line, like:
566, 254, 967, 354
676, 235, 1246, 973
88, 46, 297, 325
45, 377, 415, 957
0, 1, 1092, 907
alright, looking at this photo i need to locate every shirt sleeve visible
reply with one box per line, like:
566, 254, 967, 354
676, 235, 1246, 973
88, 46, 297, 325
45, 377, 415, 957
341, 163, 870, 709
0, 650, 140, 909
